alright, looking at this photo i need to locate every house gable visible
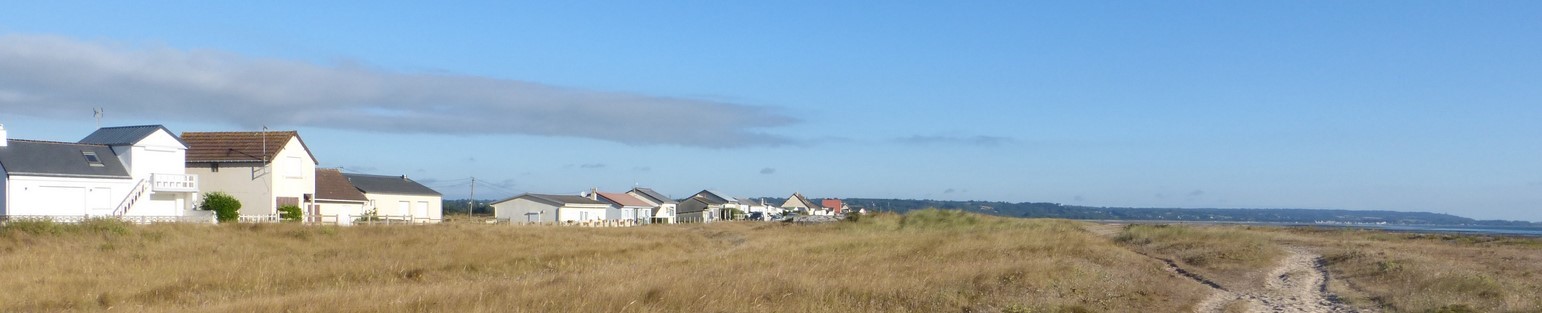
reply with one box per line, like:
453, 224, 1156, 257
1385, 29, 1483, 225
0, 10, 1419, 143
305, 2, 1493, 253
79, 125, 190, 149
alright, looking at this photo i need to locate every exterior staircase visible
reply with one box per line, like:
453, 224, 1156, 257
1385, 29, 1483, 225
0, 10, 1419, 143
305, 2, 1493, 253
112, 179, 151, 217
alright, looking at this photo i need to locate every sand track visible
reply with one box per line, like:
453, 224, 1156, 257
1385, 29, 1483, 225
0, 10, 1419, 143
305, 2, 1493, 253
1191, 247, 1365, 313
1082, 224, 1365, 313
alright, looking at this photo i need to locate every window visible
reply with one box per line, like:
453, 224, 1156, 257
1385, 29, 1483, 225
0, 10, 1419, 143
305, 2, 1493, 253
285, 156, 304, 178
82, 151, 104, 167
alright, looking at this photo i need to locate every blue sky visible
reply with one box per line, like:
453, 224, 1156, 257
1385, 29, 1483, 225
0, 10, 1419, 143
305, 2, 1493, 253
2, 1, 1539, 221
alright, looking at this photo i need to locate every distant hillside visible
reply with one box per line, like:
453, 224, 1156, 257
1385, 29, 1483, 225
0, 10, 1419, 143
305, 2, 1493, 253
444, 197, 1539, 227
836, 198, 1541, 227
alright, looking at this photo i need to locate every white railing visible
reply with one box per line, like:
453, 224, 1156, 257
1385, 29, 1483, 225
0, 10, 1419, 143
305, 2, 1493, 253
112, 179, 151, 216
493, 219, 649, 227
238, 214, 282, 223
151, 173, 199, 192
0, 215, 216, 225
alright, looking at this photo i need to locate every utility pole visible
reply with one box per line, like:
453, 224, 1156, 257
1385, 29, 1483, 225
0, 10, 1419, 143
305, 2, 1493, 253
468, 176, 476, 219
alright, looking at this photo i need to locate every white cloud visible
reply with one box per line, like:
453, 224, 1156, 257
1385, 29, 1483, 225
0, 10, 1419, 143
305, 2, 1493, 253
0, 34, 796, 147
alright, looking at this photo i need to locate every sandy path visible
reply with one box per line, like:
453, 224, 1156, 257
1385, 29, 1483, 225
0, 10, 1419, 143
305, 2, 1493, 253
1080, 224, 1364, 313
1192, 247, 1365, 313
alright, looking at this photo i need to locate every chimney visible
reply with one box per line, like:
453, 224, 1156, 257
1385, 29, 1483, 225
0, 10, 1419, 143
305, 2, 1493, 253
0, 124, 7, 147
587, 187, 599, 200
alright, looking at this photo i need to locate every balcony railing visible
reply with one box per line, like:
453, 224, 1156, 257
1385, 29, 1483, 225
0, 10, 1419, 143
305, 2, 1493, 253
151, 173, 199, 192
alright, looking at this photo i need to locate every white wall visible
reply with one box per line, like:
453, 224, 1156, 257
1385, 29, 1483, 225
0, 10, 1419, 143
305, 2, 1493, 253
269, 137, 315, 212
493, 197, 558, 222
3, 175, 132, 216
1, 166, 7, 215
316, 200, 366, 224
492, 197, 607, 223
559, 206, 608, 222
363, 193, 441, 222
189, 163, 271, 215
125, 130, 188, 180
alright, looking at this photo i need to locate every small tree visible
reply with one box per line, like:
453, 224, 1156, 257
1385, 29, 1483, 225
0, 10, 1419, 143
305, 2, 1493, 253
278, 205, 303, 222
200, 192, 242, 223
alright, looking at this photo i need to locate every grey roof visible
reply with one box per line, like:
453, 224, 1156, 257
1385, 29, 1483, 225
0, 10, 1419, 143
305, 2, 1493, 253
78, 125, 188, 148
630, 187, 677, 204
341, 173, 442, 197
496, 193, 607, 206
0, 140, 131, 179
692, 190, 737, 204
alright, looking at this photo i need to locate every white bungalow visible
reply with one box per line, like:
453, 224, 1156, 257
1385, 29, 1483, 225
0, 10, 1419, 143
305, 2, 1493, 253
739, 197, 782, 220
492, 193, 609, 223
677, 190, 743, 222
627, 187, 676, 224
780, 192, 823, 215
343, 173, 443, 223
592, 190, 652, 225
1, 124, 202, 220
313, 168, 367, 225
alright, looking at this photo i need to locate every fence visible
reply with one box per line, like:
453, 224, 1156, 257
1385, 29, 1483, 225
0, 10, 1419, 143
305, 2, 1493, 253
0, 214, 216, 225
494, 219, 650, 227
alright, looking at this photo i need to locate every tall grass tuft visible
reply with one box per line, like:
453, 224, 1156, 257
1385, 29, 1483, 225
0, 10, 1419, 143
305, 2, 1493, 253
2, 218, 133, 236
1115, 224, 1284, 290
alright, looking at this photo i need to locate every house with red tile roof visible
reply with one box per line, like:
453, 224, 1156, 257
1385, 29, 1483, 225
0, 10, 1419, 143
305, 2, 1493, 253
821, 199, 847, 215
314, 168, 367, 224
591, 189, 653, 225
182, 130, 317, 217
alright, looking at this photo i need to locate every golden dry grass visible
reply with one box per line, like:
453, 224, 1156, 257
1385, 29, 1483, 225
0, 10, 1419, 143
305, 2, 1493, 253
1114, 224, 1285, 290
1272, 228, 1542, 313
0, 211, 1209, 313
1113, 223, 1542, 313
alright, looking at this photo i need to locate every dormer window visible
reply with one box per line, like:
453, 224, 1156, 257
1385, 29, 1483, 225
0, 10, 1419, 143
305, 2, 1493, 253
83, 151, 104, 167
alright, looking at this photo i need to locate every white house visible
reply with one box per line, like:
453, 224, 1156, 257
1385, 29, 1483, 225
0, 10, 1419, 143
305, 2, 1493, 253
739, 197, 782, 220
677, 190, 743, 222
182, 130, 317, 217
1, 124, 201, 220
593, 190, 652, 225
342, 173, 442, 223
314, 168, 367, 225
780, 192, 823, 215
627, 187, 676, 224
492, 193, 609, 223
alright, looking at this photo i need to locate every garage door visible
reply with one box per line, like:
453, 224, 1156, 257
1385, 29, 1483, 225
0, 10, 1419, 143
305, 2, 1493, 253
35, 187, 87, 215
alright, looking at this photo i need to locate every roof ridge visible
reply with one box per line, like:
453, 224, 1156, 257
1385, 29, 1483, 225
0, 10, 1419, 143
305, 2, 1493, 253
7, 139, 110, 147
97, 124, 164, 129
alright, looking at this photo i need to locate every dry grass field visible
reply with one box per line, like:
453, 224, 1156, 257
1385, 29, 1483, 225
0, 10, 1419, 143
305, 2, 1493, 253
1116, 223, 1542, 313
0, 210, 1209, 313
5, 212, 1539, 313
1276, 228, 1542, 313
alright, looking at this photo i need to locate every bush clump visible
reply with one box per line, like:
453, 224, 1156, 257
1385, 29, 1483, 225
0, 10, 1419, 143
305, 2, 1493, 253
199, 192, 242, 223
278, 205, 303, 222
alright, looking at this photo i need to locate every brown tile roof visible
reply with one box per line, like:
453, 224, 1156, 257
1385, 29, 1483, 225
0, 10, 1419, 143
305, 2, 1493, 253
315, 168, 368, 202
596, 191, 651, 207
181, 131, 316, 163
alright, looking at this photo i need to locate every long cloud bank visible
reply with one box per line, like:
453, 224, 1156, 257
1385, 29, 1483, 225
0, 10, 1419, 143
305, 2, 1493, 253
0, 34, 796, 147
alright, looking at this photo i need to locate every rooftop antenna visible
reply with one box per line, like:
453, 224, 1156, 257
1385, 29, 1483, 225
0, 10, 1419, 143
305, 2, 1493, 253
261, 125, 268, 164
468, 176, 476, 220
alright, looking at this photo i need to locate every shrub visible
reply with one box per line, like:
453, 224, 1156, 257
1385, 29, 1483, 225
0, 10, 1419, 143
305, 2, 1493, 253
199, 192, 242, 223
278, 205, 303, 222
